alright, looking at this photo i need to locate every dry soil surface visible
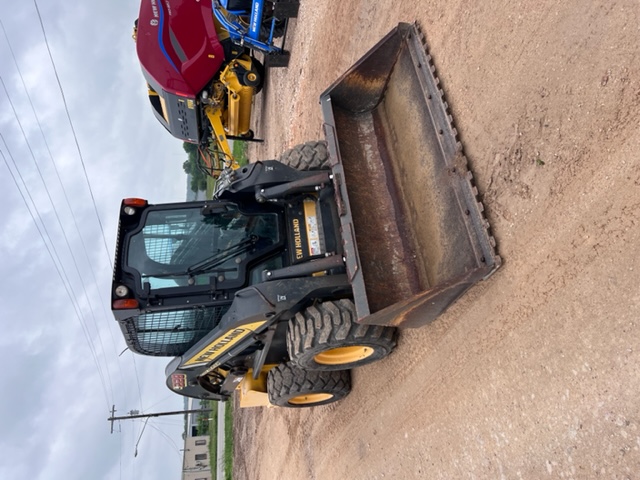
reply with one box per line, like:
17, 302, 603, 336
234, 1, 640, 478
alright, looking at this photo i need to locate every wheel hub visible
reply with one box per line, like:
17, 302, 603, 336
314, 346, 374, 365
288, 393, 334, 405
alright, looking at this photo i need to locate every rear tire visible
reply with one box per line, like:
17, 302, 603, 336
278, 141, 330, 170
267, 361, 350, 408
287, 299, 397, 371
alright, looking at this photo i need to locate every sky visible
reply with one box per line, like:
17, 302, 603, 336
0, 1, 195, 479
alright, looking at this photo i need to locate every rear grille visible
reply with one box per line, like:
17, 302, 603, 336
123, 305, 229, 357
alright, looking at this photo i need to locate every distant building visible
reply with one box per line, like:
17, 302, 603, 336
181, 434, 212, 480
181, 398, 212, 480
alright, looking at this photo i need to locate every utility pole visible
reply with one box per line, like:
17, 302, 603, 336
109, 405, 116, 434
108, 407, 215, 433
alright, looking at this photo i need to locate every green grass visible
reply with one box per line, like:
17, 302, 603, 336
207, 401, 218, 479
224, 401, 233, 480
206, 176, 216, 200
205, 400, 233, 480
232, 140, 248, 167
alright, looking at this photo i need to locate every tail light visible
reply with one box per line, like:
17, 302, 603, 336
123, 198, 147, 207
113, 299, 139, 310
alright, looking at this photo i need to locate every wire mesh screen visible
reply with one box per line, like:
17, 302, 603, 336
142, 221, 194, 265
123, 305, 229, 356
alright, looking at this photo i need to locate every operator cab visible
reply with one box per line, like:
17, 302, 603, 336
111, 198, 284, 357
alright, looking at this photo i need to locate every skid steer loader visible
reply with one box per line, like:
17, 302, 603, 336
111, 23, 501, 408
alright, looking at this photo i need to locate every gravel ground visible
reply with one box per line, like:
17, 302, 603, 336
234, 1, 640, 478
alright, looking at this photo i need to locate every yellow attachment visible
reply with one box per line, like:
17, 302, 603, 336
204, 104, 237, 170
313, 346, 375, 365
201, 54, 257, 173
237, 366, 276, 408
219, 55, 255, 137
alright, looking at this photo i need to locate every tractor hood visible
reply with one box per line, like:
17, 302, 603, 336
136, 0, 225, 97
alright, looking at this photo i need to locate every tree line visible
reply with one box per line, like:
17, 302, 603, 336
182, 142, 208, 193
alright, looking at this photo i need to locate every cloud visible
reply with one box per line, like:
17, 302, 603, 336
0, 1, 192, 479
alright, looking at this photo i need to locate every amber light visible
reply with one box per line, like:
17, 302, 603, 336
123, 198, 147, 207
113, 299, 139, 310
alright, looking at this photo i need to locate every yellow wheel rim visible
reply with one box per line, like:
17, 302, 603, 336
314, 346, 374, 365
247, 72, 257, 82
289, 393, 334, 405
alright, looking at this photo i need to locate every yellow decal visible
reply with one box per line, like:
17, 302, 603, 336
292, 218, 303, 260
184, 321, 266, 367
303, 199, 322, 256
187, 99, 195, 109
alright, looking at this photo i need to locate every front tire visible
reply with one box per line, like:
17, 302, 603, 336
287, 299, 397, 371
278, 141, 331, 170
267, 362, 350, 408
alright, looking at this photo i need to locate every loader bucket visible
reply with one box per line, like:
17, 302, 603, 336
321, 23, 501, 328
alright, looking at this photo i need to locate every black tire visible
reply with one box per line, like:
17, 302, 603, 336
267, 362, 350, 408
287, 299, 397, 371
242, 70, 261, 88
260, 19, 286, 40
278, 141, 330, 170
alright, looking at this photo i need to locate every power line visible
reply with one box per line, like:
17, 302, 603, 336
129, 352, 145, 412
24, 2, 148, 410
33, 0, 113, 270
0, 17, 131, 406
0, 75, 115, 406
146, 422, 183, 459
134, 418, 151, 457
144, 394, 176, 412
0, 142, 111, 409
